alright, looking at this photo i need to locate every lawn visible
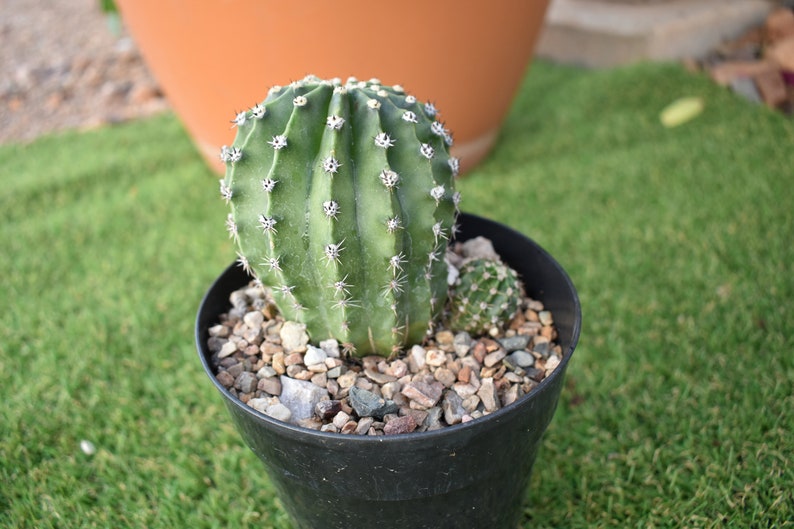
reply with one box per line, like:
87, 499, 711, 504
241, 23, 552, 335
1, 61, 792, 528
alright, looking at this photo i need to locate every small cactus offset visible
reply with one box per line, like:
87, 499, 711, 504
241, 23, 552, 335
447, 259, 522, 335
220, 75, 460, 357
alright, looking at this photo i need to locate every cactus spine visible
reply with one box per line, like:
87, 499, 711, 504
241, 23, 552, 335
220, 76, 460, 357
447, 259, 522, 335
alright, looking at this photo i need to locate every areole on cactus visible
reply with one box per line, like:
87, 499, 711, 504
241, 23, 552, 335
219, 75, 461, 357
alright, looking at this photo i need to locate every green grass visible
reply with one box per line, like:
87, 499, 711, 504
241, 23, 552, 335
1, 61, 792, 528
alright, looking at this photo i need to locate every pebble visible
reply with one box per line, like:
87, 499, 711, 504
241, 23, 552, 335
209, 276, 563, 435
484, 349, 506, 367
435, 330, 455, 347
401, 408, 429, 428
383, 415, 417, 435
326, 379, 340, 398
286, 364, 306, 378
284, 352, 304, 366
257, 376, 282, 395
355, 417, 375, 435
230, 290, 249, 311
326, 365, 344, 379
260, 342, 283, 358
471, 341, 487, 363
381, 381, 402, 400
525, 367, 546, 382
271, 352, 286, 374
280, 321, 309, 353
304, 345, 327, 366
216, 370, 234, 388
218, 341, 238, 359
434, 367, 457, 388
307, 361, 328, 374
453, 381, 479, 398
499, 335, 530, 352
80, 440, 96, 456
247, 397, 270, 413
226, 363, 243, 379
279, 376, 328, 423
409, 345, 427, 371
349, 386, 399, 419
332, 411, 351, 429
257, 365, 277, 378
442, 391, 466, 425
461, 236, 500, 261
401, 381, 443, 408
319, 338, 341, 358
207, 336, 225, 354
321, 423, 338, 433
545, 355, 561, 374
340, 420, 358, 435
310, 372, 327, 387
502, 384, 521, 407
209, 324, 229, 338
265, 402, 292, 422
337, 371, 358, 389
364, 368, 397, 385
507, 350, 535, 368
425, 407, 444, 430
315, 399, 342, 420
425, 349, 447, 367
387, 359, 409, 378
477, 378, 501, 412
234, 371, 257, 393
538, 311, 554, 326
298, 417, 323, 430
243, 310, 265, 329
453, 332, 472, 357
462, 395, 481, 413
532, 340, 551, 358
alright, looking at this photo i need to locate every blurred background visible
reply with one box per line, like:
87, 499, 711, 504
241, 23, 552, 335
2, 0, 791, 155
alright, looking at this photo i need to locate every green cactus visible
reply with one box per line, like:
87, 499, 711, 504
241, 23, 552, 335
447, 259, 522, 335
219, 75, 460, 357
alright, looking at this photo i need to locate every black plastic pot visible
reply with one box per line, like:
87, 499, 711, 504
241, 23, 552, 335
196, 213, 581, 529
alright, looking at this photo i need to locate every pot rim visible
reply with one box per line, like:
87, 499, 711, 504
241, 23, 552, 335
196, 212, 581, 444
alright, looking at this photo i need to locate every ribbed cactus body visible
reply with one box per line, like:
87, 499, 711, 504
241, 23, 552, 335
447, 259, 522, 335
220, 76, 459, 356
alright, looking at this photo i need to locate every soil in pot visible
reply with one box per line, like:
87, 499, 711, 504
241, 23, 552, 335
205, 238, 565, 435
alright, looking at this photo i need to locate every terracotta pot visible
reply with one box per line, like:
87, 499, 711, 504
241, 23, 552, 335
116, 0, 550, 175
195, 213, 581, 528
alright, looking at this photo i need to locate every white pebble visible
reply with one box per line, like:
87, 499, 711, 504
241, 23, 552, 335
280, 321, 309, 353
80, 440, 96, 456
461, 236, 500, 261
477, 377, 501, 412
265, 402, 292, 422
447, 262, 459, 286
218, 340, 238, 358
332, 411, 351, 429
319, 338, 341, 358
425, 349, 447, 367
545, 355, 561, 374
409, 345, 427, 371
208, 324, 229, 337
243, 310, 265, 329
303, 345, 328, 366
247, 398, 270, 413
257, 366, 277, 378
